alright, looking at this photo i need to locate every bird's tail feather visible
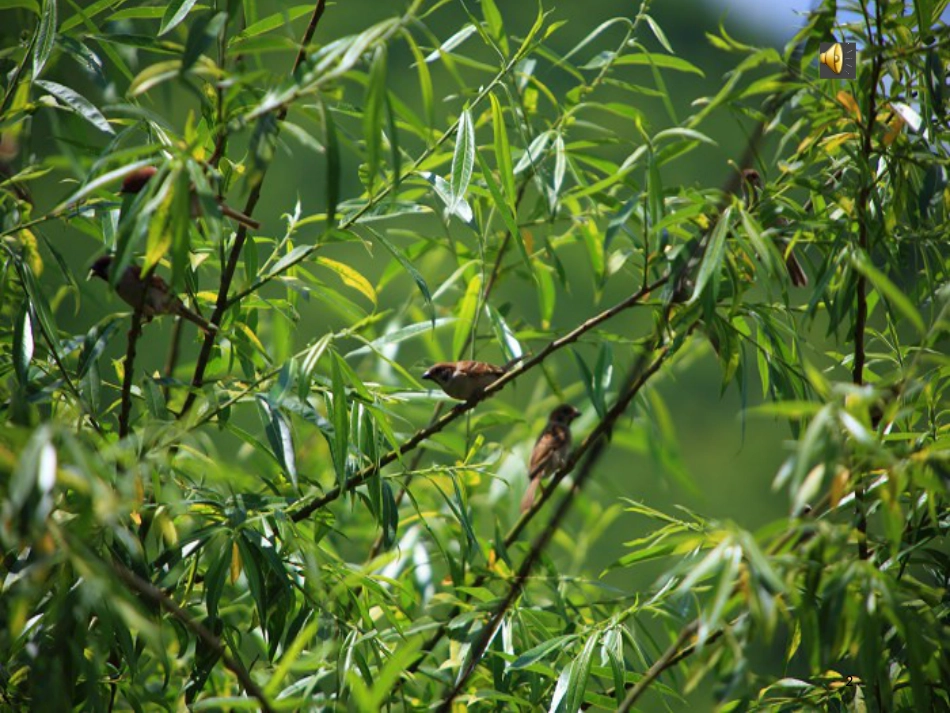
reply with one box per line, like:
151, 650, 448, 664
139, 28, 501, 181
520, 477, 540, 514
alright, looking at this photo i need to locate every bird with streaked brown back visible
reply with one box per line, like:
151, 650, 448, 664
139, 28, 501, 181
520, 404, 581, 513
89, 255, 216, 334
421, 360, 507, 401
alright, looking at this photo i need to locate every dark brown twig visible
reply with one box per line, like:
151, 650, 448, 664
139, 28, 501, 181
118, 265, 153, 437
853, 0, 884, 565
289, 277, 667, 522
617, 622, 699, 712
437, 338, 672, 710
179, 0, 328, 417
112, 563, 275, 713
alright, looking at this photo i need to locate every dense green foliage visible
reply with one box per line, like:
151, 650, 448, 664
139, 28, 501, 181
1, 0, 949, 710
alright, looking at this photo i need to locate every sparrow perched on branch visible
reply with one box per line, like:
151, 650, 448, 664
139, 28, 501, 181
520, 404, 581, 513
120, 165, 261, 230
421, 360, 507, 401
89, 255, 216, 333
741, 168, 808, 287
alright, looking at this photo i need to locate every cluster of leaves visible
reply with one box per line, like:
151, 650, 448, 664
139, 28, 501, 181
0, 0, 948, 710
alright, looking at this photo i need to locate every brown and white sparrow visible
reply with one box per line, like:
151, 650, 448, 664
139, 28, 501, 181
421, 360, 506, 401
120, 165, 261, 230
89, 255, 216, 333
741, 168, 808, 287
520, 404, 581, 513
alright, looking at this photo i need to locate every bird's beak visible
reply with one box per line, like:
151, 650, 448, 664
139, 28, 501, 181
86, 269, 96, 281
570, 406, 582, 419
421, 369, 434, 381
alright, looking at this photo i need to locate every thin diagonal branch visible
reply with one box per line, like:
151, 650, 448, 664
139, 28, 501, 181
617, 622, 699, 713
179, 0, 328, 417
119, 264, 155, 438
437, 337, 672, 710
289, 276, 667, 522
112, 563, 275, 713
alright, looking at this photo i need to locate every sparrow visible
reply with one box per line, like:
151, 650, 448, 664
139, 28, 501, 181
421, 360, 506, 401
120, 165, 261, 230
520, 404, 581, 513
741, 168, 808, 287
88, 255, 216, 333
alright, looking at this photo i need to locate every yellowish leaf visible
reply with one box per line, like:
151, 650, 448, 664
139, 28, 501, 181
18, 229, 42, 275
230, 541, 242, 584
829, 467, 849, 508
316, 257, 377, 305
820, 132, 858, 152
882, 114, 904, 146
836, 91, 862, 121
523, 229, 534, 255
237, 322, 268, 356
144, 191, 174, 272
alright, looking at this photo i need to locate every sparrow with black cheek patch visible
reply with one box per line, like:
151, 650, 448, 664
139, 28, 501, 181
520, 404, 581, 513
421, 360, 506, 401
741, 168, 808, 287
120, 165, 261, 230
89, 255, 216, 334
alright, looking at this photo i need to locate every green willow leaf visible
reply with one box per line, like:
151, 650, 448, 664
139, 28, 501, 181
489, 93, 515, 202
403, 29, 433, 128
330, 353, 349, 484
453, 274, 481, 359
35, 80, 114, 134
159, 0, 198, 36
359, 225, 433, 321
32, 0, 57, 79
13, 301, 33, 384
16, 258, 60, 360
566, 634, 598, 713
229, 5, 313, 45
475, 150, 531, 274
363, 45, 387, 196
450, 109, 475, 212
689, 207, 732, 303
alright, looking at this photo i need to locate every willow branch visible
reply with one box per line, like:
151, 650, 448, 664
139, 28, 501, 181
289, 276, 666, 522
853, 0, 884, 563
179, 0, 328, 417
112, 563, 274, 713
437, 337, 672, 710
118, 264, 154, 438
366, 178, 534, 558
616, 622, 698, 712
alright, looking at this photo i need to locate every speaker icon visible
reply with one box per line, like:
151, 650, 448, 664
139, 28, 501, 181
820, 43, 843, 73
819, 41, 856, 79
